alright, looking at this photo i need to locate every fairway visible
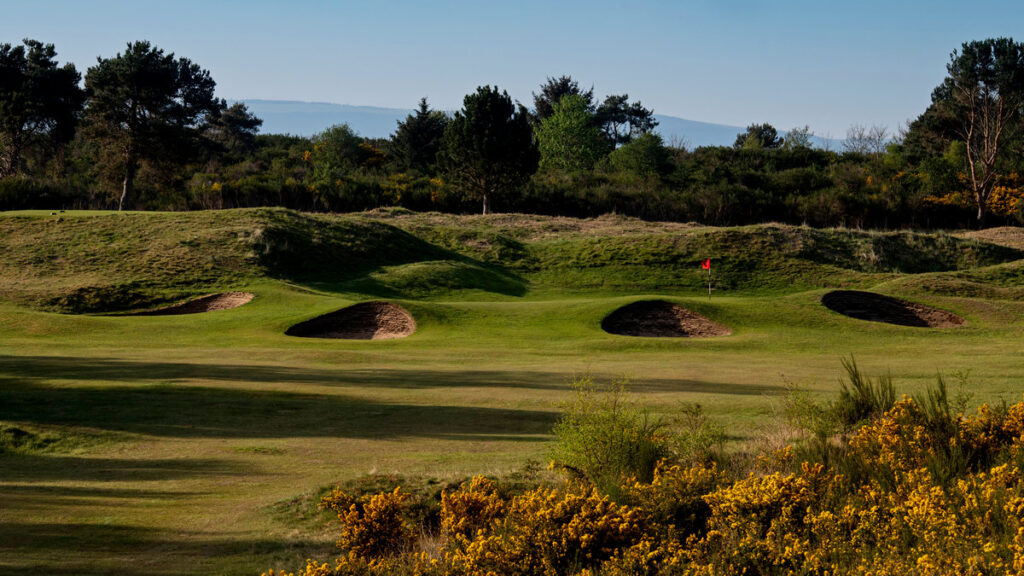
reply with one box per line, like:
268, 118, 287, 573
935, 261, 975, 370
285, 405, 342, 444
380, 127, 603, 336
2, 210, 1024, 575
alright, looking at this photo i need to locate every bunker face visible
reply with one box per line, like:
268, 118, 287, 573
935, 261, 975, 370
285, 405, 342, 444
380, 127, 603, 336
286, 302, 416, 340
128, 292, 254, 316
821, 290, 965, 328
602, 300, 731, 337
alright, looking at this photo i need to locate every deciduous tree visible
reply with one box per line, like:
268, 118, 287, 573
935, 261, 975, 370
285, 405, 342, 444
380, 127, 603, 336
933, 37, 1024, 225
535, 95, 607, 171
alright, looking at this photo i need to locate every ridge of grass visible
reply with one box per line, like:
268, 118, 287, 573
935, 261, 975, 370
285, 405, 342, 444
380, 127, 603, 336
2, 208, 1021, 311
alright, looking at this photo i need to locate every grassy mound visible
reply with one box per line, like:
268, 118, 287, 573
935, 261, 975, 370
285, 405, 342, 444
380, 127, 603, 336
1, 209, 1021, 311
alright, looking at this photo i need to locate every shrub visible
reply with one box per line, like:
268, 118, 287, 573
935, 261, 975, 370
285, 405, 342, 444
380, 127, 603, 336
439, 476, 505, 543
549, 376, 671, 497
319, 487, 415, 559
834, 356, 895, 428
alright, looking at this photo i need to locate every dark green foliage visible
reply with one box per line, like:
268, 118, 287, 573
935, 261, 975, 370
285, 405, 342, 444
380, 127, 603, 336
0, 39, 84, 177
734, 123, 783, 149
439, 86, 539, 214
531, 75, 595, 123
0, 175, 79, 210
834, 357, 896, 428
594, 94, 658, 146
388, 98, 449, 173
83, 41, 221, 210
8, 38, 1024, 230
204, 102, 262, 157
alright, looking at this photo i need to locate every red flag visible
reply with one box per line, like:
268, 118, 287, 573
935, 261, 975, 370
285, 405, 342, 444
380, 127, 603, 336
701, 259, 711, 270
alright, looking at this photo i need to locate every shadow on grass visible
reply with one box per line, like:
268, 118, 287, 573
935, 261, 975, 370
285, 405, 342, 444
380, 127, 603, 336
0, 483, 208, 505
0, 354, 781, 441
0, 521, 330, 576
0, 383, 556, 442
0, 354, 785, 395
0, 454, 245, 483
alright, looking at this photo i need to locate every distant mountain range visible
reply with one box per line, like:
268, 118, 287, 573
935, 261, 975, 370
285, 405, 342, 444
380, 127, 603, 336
239, 99, 839, 150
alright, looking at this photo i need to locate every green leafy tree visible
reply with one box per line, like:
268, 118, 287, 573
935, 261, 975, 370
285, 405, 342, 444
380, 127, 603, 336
535, 94, 607, 171
439, 86, 538, 214
389, 97, 449, 173
305, 123, 363, 194
931, 37, 1024, 226
607, 132, 671, 178
734, 122, 782, 149
532, 75, 595, 123
0, 39, 84, 177
595, 94, 658, 146
83, 41, 220, 210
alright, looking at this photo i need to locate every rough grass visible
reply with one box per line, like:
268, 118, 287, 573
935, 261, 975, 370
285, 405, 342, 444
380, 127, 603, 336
2, 209, 1020, 310
1, 208, 1023, 574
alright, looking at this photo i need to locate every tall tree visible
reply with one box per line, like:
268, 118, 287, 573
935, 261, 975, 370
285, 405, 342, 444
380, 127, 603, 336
734, 123, 782, 149
439, 86, 538, 214
83, 41, 220, 210
0, 39, 84, 177
532, 75, 595, 123
535, 95, 607, 171
389, 97, 449, 173
204, 102, 262, 156
595, 94, 658, 146
933, 37, 1024, 225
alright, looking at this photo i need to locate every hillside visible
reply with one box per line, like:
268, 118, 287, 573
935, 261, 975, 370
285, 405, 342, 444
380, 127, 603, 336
1, 208, 1021, 312
239, 99, 842, 148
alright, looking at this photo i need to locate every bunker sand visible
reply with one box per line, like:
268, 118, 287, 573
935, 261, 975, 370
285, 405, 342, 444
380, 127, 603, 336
127, 292, 254, 316
821, 290, 965, 328
601, 300, 731, 337
285, 301, 416, 340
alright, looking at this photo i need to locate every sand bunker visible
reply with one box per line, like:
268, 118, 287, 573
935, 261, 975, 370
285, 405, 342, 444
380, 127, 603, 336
602, 300, 731, 338
286, 301, 416, 340
821, 290, 964, 328
129, 292, 254, 316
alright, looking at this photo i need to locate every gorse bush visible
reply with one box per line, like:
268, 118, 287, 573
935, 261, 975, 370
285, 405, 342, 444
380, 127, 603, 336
265, 364, 1024, 576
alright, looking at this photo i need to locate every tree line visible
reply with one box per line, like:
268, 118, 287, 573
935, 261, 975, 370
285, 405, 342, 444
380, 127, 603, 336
2, 37, 1023, 228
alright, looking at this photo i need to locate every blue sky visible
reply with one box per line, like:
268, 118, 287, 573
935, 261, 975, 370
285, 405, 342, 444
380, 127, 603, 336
3, 0, 1022, 137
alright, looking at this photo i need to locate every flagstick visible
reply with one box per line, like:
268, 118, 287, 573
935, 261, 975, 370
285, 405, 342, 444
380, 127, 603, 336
707, 266, 712, 301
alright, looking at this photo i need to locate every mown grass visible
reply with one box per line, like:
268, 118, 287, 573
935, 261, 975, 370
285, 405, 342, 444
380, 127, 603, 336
1, 209, 1023, 574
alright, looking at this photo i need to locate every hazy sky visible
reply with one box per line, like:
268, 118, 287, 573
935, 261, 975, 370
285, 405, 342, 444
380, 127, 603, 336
3, 0, 1023, 137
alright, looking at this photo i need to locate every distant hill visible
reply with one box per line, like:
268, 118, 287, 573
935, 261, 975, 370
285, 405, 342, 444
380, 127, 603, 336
239, 99, 839, 149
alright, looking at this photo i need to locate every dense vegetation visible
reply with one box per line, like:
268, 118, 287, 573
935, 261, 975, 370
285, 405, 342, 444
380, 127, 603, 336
4, 38, 1024, 228
264, 365, 1024, 576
